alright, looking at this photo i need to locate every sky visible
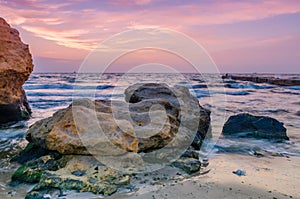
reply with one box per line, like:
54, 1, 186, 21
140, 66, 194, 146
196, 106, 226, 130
0, 0, 300, 73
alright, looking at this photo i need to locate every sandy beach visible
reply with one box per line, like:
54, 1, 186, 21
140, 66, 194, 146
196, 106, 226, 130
0, 153, 299, 199
109, 154, 299, 199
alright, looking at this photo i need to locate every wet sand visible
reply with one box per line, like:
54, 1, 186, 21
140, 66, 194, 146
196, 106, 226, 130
109, 154, 300, 199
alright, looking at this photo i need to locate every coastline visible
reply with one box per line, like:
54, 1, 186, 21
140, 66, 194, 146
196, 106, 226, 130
0, 72, 299, 198
222, 74, 300, 86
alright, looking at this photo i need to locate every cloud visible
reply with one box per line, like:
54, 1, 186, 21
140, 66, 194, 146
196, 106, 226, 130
22, 25, 98, 50
110, 0, 152, 6
1, 0, 300, 65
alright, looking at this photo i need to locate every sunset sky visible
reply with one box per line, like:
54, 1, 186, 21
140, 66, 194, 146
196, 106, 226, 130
1, 0, 300, 73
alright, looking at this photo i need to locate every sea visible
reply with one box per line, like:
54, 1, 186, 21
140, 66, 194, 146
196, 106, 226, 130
0, 73, 299, 197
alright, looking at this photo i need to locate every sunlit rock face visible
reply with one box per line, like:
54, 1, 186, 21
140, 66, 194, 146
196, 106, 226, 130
0, 17, 34, 124
26, 84, 211, 156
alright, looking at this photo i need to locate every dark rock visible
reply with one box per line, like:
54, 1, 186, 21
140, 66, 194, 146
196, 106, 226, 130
253, 150, 287, 158
222, 113, 288, 140
0, 103, 29, 125
232, 169, 246, 176
181, 146, 199, 159
11, 143, 58, 164
222, 74, 300, 86
172, 158, 201, 174
71, 169, 86, 176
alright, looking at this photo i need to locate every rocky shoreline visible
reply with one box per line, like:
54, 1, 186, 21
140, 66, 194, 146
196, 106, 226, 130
0, 16, 297, 199
10, 83, 211, 198
8, 82, 292, 198
222, 74, 300, 86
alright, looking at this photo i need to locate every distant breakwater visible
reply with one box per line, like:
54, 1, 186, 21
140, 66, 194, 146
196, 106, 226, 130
222, 74, 300, 86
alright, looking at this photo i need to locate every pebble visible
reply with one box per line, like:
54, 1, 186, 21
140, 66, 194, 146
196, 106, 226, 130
232, 169, 246, 176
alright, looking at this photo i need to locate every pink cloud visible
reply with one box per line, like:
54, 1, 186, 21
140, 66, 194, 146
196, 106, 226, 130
21, 25, 98, 50
110, 0, 152, 6
1, 0, 299, 73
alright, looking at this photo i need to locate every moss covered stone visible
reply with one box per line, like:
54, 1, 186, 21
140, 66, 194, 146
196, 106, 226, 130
12, 154, 61, 183
12, 165, 42, 183
26, 156, 131, 197
172, 158, 201, 174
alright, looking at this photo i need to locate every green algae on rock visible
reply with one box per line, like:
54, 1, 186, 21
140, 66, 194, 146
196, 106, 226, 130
12, 154, 65, 183
27, 156, 130, 197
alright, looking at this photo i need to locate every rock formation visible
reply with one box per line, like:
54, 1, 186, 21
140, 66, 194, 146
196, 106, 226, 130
0, 17, 33, 124
222, 113, 288, 140
125, 83, 211, 150
222, 74, 300, 86
13, 83, 211, 197
26, 83, 210, 155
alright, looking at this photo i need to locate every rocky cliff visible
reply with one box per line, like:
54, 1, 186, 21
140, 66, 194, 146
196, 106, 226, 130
0, 17, 33, 124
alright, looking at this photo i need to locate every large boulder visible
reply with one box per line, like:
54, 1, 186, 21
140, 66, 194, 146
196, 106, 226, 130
222, 113, 288, 140
13, 83, 211, 197
0, 17, 33, 124
26, 83, 211, 155
125, 83, 211, 150
26, 98, 176, 155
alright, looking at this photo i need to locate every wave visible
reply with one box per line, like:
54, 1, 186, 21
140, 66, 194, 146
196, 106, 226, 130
213, 138, 300, 157
271, 90, 300, 95
24, 84, 114, 90
283, 86, 300, 91
225, 83, 275, 89
186, 84, 208, 89
224, 91, 250, 96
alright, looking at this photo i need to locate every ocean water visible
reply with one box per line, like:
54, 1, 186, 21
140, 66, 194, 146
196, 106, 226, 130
0, 73, 299, 189
2, 73, 300, 157
0, 73, 299, 197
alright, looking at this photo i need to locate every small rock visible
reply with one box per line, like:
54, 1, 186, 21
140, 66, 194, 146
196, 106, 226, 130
253, 150, 286, 158
7, 190, 16, 197
232, 169, 246, 176
200, 157, 209, 167
181, 146, 199, 159
172, 158, 201, 174
71, 170, 86, 177
88, 177, 98, 183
